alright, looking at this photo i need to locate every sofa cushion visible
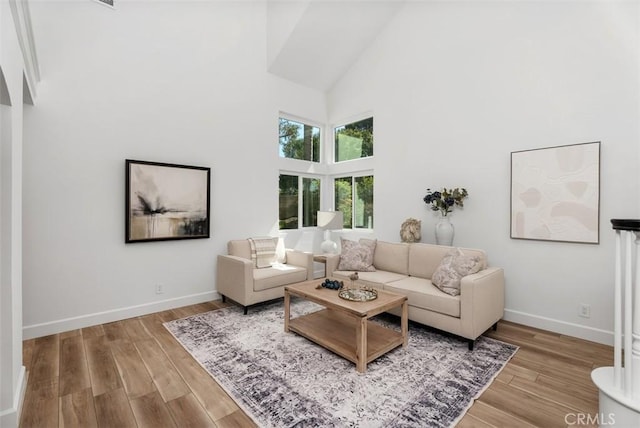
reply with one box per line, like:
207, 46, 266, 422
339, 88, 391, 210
338, 238, 377, 272
385, 277, 461, 318
332, 270, 408, 288
373, 241, 410, 274
431, 248, 483, 296
253, 264, 307, 292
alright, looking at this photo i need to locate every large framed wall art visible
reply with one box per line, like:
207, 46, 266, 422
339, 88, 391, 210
510, 141, 600, 244
125, 159, 211, 243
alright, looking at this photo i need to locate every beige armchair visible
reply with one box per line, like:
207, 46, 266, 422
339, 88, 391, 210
216, 238, 313, 314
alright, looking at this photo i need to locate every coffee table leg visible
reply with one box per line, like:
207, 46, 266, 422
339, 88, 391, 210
401, 300, 408, 347
284, 289, 290, 332
356, 317, 367, 373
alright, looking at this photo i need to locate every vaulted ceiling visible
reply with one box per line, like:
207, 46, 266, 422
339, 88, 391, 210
267, 0, 405, 92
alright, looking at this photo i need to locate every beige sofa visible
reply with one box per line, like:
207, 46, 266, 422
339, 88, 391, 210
217, 238, 314, 314
326, 241, 504, 350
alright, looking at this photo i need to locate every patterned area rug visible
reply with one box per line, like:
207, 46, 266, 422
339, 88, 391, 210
164, 299, 517, 427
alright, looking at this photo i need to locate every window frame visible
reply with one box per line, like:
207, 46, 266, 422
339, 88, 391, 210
332, 171, 374, 231
333, 115, 374, 164
278, 112, 375, 231
278, 113, 324, 164
278, 172, 323, 230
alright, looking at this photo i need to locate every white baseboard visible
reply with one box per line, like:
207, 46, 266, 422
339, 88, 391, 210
0, 366, 27, 428
503, 308, 613, 346
23, 291, 220, 340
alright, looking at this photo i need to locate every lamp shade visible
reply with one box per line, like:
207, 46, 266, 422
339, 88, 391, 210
317, 211, 343, 230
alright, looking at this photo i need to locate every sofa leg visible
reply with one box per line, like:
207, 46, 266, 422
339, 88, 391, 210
492, 322, 498, 331
468, 339, 474, 351
243, 306, 248, 315
221, 295, 226, 303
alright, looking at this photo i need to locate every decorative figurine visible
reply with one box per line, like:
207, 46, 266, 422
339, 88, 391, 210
400, 218, 422, 243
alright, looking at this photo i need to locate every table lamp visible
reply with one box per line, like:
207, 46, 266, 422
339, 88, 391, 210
317, 211, 343, 254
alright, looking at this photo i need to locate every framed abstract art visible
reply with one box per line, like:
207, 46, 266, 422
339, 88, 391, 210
510, 142, 600, 244
125, 159, 210, 243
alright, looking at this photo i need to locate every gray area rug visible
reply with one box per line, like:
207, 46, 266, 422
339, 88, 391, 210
164, 299, 517, 427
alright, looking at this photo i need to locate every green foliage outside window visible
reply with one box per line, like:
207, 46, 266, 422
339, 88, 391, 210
335, 175, 373, 229
279, 174, 298, 229
335, 117, 373, 162
279, 174, 320, 229
279, 118, 320, 162
335, 178, 353, 228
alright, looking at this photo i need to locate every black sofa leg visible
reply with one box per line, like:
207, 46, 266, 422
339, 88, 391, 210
468, 339, 474, 351
493, 322, 498, 331
243, 306, 248, 315
221, 295, 226, 303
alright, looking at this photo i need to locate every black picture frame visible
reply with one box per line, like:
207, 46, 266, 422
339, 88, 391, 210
125, 159, 210, 243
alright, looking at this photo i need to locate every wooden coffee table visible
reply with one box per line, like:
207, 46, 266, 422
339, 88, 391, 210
284, 280, 408, 373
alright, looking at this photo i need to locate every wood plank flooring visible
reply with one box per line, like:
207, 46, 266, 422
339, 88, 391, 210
20, 300, 612, 428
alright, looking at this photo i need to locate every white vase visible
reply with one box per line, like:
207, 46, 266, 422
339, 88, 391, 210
435, 215, 454, 246
276, 232, 287, 263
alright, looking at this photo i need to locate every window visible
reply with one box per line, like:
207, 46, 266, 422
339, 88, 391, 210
335, 175, 374, 229
334, 117, 373, 162
279, 174, 320, 229
279, 117, 320, 162
278, 114, 374, 231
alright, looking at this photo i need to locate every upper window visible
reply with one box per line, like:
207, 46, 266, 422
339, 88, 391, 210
334, 117, 373, 162
279, 117, 320, 162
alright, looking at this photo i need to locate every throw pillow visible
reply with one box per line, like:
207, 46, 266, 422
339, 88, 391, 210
249, 237, 277, 268
338, 238, 377, 272
431, 248, 482, 296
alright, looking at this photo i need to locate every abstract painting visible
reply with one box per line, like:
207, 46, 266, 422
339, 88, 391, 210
511, 142, 600, 244
125, 159, 210, 243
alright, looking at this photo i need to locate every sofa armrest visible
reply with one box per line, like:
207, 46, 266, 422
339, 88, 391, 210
216, 254, 254, 305
459, 267, 505, 340
325, 254, 341, 277
285, 249, 314, 280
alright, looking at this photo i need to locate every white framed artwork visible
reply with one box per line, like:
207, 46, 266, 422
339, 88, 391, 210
510, 141, 600, 244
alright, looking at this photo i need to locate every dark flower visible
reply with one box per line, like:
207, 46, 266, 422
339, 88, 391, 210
423, 187, 468, 217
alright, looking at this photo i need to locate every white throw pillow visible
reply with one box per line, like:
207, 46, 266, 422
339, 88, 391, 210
432, 248, 482, 296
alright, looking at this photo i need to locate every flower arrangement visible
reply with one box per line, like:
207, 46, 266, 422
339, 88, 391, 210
423, 187, 468, 217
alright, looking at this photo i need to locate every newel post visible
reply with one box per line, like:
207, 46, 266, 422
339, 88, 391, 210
592, 219, 640, 426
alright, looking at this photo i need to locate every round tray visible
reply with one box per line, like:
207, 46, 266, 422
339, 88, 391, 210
338, 288, 378, 302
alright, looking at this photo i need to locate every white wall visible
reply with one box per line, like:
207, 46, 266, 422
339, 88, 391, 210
22, 0, 640, 346
22, 1, 326, 338
328, 1, 640, 344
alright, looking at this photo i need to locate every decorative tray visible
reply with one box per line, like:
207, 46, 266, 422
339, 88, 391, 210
338, 288, 378, 302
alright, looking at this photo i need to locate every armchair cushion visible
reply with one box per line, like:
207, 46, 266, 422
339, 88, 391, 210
431, 248, 483, 296
253, 264, 308, 291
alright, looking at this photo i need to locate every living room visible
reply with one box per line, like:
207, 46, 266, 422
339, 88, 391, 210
1, 0, 639, 426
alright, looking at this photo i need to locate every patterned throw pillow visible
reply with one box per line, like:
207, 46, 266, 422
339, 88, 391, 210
431, 248, 482, 296
338, 238, 377, 272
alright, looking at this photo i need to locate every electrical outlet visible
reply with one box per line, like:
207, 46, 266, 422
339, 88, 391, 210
156, 284, 164, 294
579, 303, 591, 318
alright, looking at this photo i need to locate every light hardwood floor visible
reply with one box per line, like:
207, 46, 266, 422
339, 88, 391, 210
20, 300, 612, 428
